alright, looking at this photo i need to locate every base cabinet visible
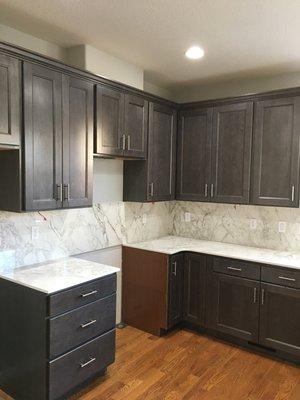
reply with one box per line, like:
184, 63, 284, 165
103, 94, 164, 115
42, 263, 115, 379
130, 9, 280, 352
168, 253, 184, 328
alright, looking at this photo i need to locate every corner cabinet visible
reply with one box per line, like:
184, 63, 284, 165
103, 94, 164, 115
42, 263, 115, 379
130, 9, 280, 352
251, 97, 300, 207
95, 85, 148, 159
23, 63, 93, 211
123, 101, 177, 202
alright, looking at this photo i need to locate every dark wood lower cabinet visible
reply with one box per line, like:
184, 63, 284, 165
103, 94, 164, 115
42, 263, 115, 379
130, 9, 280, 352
259, 283, 300, 356
168, 253, 184, 328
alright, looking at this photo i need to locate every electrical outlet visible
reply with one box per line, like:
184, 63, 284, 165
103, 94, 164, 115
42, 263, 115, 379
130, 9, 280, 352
278, 221, 286, 233
250, 219, 257, 230
142, 214, 147, 224
184, 212, 191, 222
31, 226, 39, 240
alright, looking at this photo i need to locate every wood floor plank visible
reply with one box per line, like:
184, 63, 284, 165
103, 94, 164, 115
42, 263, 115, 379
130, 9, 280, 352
1, 326, 299, 400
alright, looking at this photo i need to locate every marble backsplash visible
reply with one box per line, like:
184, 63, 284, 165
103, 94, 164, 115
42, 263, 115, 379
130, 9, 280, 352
2, 199, 300, 271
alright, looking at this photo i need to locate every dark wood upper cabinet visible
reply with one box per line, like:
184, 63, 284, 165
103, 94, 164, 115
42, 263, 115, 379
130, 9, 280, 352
124, 94, 148, 158
0, 53, 20, 146
123, 101, 176, 202
168, 253, 184, 329
95, 86, 124, 157
62, 75, 93, 208
23, 62, 63, 211
177, 108, 212, 201
251, 97, 300, 207
183, 253, 207, 327
259, 283, 300, 356
210, 273, 260, 342
95, 87, 147, 159
211, 102, 253, 204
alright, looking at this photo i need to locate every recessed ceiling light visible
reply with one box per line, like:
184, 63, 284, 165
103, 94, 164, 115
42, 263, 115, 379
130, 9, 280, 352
185, 46, 204, 60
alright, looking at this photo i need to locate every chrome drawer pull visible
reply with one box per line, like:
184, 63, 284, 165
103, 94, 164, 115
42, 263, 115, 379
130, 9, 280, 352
278, 276, 296, 282
253, 287, 257, 304
81, 319, 97, 329
80, 357, 96, 368
81, 290, 98, 298
227, 267, 242, 272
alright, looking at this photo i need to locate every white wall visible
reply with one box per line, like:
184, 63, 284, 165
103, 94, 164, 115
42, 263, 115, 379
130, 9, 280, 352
93, 158, 123, 202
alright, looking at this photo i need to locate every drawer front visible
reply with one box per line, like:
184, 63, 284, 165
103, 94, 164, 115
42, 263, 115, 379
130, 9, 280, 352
49, 273, 116, 316
261, 266, 300, 289
49, 294, 116, 359
213, 257, 260, 280
49, 329, 115, 400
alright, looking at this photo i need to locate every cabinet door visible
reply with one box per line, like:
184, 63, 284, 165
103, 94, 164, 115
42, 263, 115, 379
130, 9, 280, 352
260, 283, 300, 356
95, 85, 124, 157
168, 253, 184, 328
252, 97, 300, 207
211, 102, 253, 204
183, 253, 206, 326
124, 94, 148, 158
211, 274, 259, 342
23, 63, 63, 211
62, 75, 93, 208
0, 54, 20, 146
177, 108, 212, 201
148, 103, 177, 201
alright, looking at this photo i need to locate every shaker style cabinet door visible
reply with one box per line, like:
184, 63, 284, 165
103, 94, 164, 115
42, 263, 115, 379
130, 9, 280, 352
62, 75, 94, 208
177, 108, 213, 201
0, 54, 21, 145
148, 102, 177, 201
168, 253, 184, 328
23, 62, 63, 211
251, 97, 300, 207
211, 102, 253, 204
95, 85, 125, 157
123, 94, 148, 159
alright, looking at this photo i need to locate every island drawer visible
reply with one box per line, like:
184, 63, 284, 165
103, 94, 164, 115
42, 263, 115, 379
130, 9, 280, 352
48, 273, 117, 316
261, 266, 300, 289
49, 294, 116, 359
49, 329, 115, 400
212, 257, 260, 280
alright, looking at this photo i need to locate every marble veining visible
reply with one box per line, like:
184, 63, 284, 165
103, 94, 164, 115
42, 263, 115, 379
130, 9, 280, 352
0, 257, 120, 293
125, 235, 300, 270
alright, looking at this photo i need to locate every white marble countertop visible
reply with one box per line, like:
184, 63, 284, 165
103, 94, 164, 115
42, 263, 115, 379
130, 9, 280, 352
0, 257, 120, 294
125, 236, 300, 270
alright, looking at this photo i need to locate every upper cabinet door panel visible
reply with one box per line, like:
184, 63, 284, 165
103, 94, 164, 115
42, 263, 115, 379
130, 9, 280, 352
148, 103, 177, 201
23, 63, 62, 211
124, 94, 148, 158
95, 86, 124, 157
0, 54, 20, 145
62, 75, 93, 208
251, 97, 300, 207
177, 108, 213, 201
211, 102, 253, 204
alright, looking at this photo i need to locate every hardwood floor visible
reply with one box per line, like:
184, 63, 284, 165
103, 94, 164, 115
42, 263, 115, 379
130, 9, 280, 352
1, 326, 300, 399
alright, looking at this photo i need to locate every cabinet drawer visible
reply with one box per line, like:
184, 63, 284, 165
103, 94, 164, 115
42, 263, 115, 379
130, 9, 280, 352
261, 266, 300, 289
49, 329, 115, 400
213, 257, 260, 280
49, 294, 116, 359
49, 273, 116, 316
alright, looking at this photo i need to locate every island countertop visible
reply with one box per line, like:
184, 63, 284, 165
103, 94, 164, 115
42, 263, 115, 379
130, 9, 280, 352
0, 257, 120, 294
124, 235, 300, 270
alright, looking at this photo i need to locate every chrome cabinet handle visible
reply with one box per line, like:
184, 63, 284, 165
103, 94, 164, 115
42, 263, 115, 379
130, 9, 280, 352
204, 184, 208, 198
210, 183, 214, 198
80, 357, 96, 368
56, 184, 63, 202
121, 134, 126, 150
278, 276, 296, 282
227, 266, 242, 272
149, 182, 154, 197
63, 184, 70, 201
253, 287, 257, 304
127, 134, 131, 150
172, 261, 177, 276
81, 319, 97, 329
81, 290, 98, 298
261, 288, 265, 305
291, 185, 295, 202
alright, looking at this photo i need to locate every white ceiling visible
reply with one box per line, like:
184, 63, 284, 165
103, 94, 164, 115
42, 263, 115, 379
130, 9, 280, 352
1, 0, 300, 90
